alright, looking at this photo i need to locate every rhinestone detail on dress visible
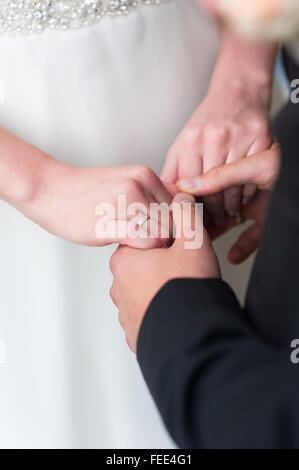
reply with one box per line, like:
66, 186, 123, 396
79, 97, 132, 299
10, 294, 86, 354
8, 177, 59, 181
0, 0, 171, 36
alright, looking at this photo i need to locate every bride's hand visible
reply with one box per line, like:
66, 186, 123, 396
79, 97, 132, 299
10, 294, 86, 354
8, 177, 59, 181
18, 162, 173, 249
178, 143, 281, 263
0, 127, 173, 248
162, 81, 272, 225
161, 30, 276, 227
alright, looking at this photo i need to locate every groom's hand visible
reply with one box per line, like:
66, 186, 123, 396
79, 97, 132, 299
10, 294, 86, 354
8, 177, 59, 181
178, 144, 281, 264
109, 193, 220, 353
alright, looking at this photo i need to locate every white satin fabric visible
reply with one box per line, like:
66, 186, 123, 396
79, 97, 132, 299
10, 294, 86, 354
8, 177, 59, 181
0, 0, 219, 448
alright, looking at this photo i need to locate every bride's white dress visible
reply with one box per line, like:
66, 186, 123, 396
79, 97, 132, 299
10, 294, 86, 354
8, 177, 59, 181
0, 0, 219, 448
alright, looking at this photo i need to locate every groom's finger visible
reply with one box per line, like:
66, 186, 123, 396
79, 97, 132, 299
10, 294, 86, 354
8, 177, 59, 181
177, 144, 280, 195
171, 193, 204, 251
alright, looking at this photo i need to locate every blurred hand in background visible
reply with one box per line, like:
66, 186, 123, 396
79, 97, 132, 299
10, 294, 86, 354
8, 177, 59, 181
200, 0, 299, 40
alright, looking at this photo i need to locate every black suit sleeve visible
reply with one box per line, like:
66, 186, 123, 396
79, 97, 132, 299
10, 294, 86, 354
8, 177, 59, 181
137, 278, 299, 449
245, 102, 299, 346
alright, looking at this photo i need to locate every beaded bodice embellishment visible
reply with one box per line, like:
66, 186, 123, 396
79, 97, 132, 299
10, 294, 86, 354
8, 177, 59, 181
0, 0, 171, 36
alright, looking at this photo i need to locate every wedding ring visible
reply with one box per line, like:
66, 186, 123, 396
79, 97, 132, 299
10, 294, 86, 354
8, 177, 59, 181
136, 214, 150, 228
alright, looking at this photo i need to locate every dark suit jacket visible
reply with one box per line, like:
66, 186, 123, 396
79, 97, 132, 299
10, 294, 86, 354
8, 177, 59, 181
283, 48, 299, 82
137, 82, 299, 447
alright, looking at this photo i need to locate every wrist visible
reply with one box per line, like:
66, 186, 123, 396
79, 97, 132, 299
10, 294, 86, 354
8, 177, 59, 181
209, 73, 272, 109
0, 147, 65, 210
209, 29, 277, 107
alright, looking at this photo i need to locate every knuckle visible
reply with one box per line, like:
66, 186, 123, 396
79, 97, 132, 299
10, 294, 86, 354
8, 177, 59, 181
251, 119, 269, 137
205, 123, 229, 144
109, 253, 118, 273
207, 166, 221, 182
110, 250, 123, 273
132, 165, 156, 182
109, 285, 117, 303
234, 122, 247, 136
182, 126, 200, 144
203, 166, 224, 190
123, 178, 142, 197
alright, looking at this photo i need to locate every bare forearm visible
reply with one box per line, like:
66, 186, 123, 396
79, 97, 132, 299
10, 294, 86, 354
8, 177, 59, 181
0, 126, 60, 208
209, 29, 278, 104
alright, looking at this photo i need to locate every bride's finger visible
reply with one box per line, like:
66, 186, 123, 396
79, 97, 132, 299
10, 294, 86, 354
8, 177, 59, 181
164, 182, 179, 197
95, 195, 171, 248
242, 183, 257, 206
228, 223, 262, 264
107, 218, 170, 249
202, 146, 228, 226
129, 166, 173, 206
161, 147, 179, 185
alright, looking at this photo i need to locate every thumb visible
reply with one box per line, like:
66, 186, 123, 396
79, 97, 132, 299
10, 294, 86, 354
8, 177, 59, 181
177, 144, 280, 195
172, 193, 204, 250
